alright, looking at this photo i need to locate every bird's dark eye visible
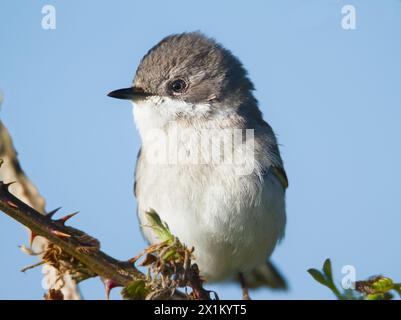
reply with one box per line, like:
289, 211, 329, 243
170, 79, 187, 94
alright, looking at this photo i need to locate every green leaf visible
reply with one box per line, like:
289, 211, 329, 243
145, 209, 174, 243
365, 292, 393, 300
121, 280, 149, 300
371, 277, 394, 294
163, 248, 179, 261
321, 258, 344, 299
323, 259, 333, 282
308, 268, 327, 287
308, 261, 345, 300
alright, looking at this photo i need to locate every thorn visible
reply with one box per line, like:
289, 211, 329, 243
103, 279, 119, 300
29, 231, 38, 246
57, 211, 79, 224
128, 255, 141, 264
46, 207, 62, 219
51, 229, 71, 239
6, 200, 18, 209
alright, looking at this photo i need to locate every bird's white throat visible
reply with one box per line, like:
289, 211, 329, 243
132, 97, 256, 176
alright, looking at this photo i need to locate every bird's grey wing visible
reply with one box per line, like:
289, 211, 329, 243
271, 166, 289, 190
244, 156, 288, 290
255, 119, 288, 190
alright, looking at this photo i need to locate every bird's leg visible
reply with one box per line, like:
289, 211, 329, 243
239, 273, 251, 300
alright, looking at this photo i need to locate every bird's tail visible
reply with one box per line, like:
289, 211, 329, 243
243, 261, 287, 290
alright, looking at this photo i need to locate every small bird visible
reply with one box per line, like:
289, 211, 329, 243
108, 32, 288, 298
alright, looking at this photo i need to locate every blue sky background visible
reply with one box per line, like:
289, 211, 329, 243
0, 0, 400, 299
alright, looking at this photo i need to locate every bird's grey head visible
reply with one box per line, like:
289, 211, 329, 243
109, 32, 257, 119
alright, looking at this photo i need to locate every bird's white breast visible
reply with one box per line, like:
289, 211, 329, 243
132, 100, 286, 282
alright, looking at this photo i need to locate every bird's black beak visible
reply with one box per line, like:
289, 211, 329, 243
107, 86, 152, 100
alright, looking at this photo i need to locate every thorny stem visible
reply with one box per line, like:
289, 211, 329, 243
0, 179, 213, 299
0, 181, 179, 296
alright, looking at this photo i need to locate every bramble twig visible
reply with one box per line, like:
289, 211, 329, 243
0, 178, 212, 300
